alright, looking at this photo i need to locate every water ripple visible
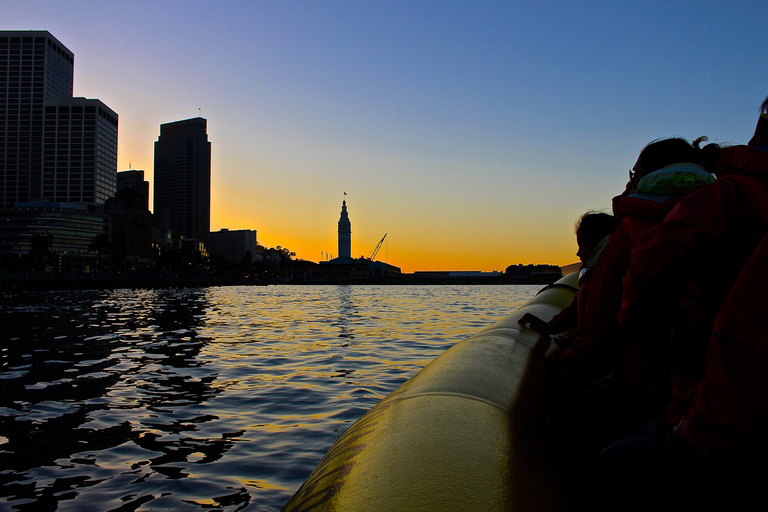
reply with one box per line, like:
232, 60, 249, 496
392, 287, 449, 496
0, 284, 539, 510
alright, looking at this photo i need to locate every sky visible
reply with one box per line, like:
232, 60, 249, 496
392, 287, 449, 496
5, 1, 767, 272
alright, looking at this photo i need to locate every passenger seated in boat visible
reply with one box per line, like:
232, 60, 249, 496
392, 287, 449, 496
547, 136, 719, 467
518, 211, 618, 357
599, 96, 768, 508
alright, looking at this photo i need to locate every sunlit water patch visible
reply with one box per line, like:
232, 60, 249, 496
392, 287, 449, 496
0, 284, 540, 511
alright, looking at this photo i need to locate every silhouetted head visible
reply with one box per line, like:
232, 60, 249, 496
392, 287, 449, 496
575, 211, 618, 265
630, 137, 721, 192
748, 95, 768, 148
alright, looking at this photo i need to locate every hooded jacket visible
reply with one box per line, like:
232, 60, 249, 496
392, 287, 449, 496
558, 164, 714, 385
620, 146, 768, 457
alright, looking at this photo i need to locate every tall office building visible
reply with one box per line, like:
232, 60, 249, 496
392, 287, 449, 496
153, 117, 211, 245
0, 30, 118, 208
43, 98, 118, 204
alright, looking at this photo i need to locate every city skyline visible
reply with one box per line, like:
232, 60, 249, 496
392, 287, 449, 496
3, 2, 767, 272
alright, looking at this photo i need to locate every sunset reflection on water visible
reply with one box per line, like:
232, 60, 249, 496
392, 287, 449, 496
0, 284, 539, 510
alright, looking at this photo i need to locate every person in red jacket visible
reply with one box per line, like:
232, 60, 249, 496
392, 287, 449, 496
570, 138, 717, 379
601, 96, 768, 508
549, 137, 718, 469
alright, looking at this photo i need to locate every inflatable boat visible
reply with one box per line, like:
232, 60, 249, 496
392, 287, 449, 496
283, 273, 579, 511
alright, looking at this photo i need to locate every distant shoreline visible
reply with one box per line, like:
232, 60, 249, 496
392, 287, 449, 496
0, 271, 562, 292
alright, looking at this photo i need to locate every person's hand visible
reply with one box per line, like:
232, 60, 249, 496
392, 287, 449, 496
518, 313, 550, 333
544, 342, 564, 361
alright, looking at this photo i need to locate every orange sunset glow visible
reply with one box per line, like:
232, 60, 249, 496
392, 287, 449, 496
9, 1, 764, 273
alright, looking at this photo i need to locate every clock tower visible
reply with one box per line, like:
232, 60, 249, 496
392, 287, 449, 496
337, 199, 352, 262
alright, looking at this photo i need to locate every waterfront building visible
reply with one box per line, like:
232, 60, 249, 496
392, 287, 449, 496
367, 259, 401, 277
0, 31, 118, 208
153, 117, 211, 246
117, 169, 150, 211
412, 271, 505, 278
208, 228, 258, 263
0, 201, 107, 271
318, 197, 401, 279
103, 188, 153, 272
504, 263, 563, 279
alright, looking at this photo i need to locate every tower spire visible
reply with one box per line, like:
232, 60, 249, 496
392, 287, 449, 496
337, 196, 351, 262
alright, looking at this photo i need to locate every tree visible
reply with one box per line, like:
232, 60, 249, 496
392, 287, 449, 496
88, 234, 111, 273
28, 232, 53, 271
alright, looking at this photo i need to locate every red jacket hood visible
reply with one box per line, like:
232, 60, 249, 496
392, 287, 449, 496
613, 193, 684, 223
716, 146, 768, 180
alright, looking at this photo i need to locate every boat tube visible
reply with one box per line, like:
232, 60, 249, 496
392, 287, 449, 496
283, 273, 579, 511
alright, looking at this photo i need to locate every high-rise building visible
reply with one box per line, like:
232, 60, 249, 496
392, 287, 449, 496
0, 30, 118, 208
117, 169, 150, 210
43, 98, 118, 204
153, 117, 211, 245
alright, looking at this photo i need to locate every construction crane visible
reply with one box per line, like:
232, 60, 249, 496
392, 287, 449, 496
368, 233, 387, 261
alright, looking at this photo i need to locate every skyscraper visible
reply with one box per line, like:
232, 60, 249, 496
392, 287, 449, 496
0, 30, 118, 208
153, 117, 211, 245
43, 98, 118, 204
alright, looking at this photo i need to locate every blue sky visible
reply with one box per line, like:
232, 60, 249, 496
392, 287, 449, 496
5, 1, 767, 271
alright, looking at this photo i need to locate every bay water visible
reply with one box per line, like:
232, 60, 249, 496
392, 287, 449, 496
0, 284, 541, 511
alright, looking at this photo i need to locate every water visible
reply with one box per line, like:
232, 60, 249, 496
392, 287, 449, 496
0, 285, 541, 511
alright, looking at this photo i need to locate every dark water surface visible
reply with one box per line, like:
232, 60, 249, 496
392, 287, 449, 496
0, 285, 540, 511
